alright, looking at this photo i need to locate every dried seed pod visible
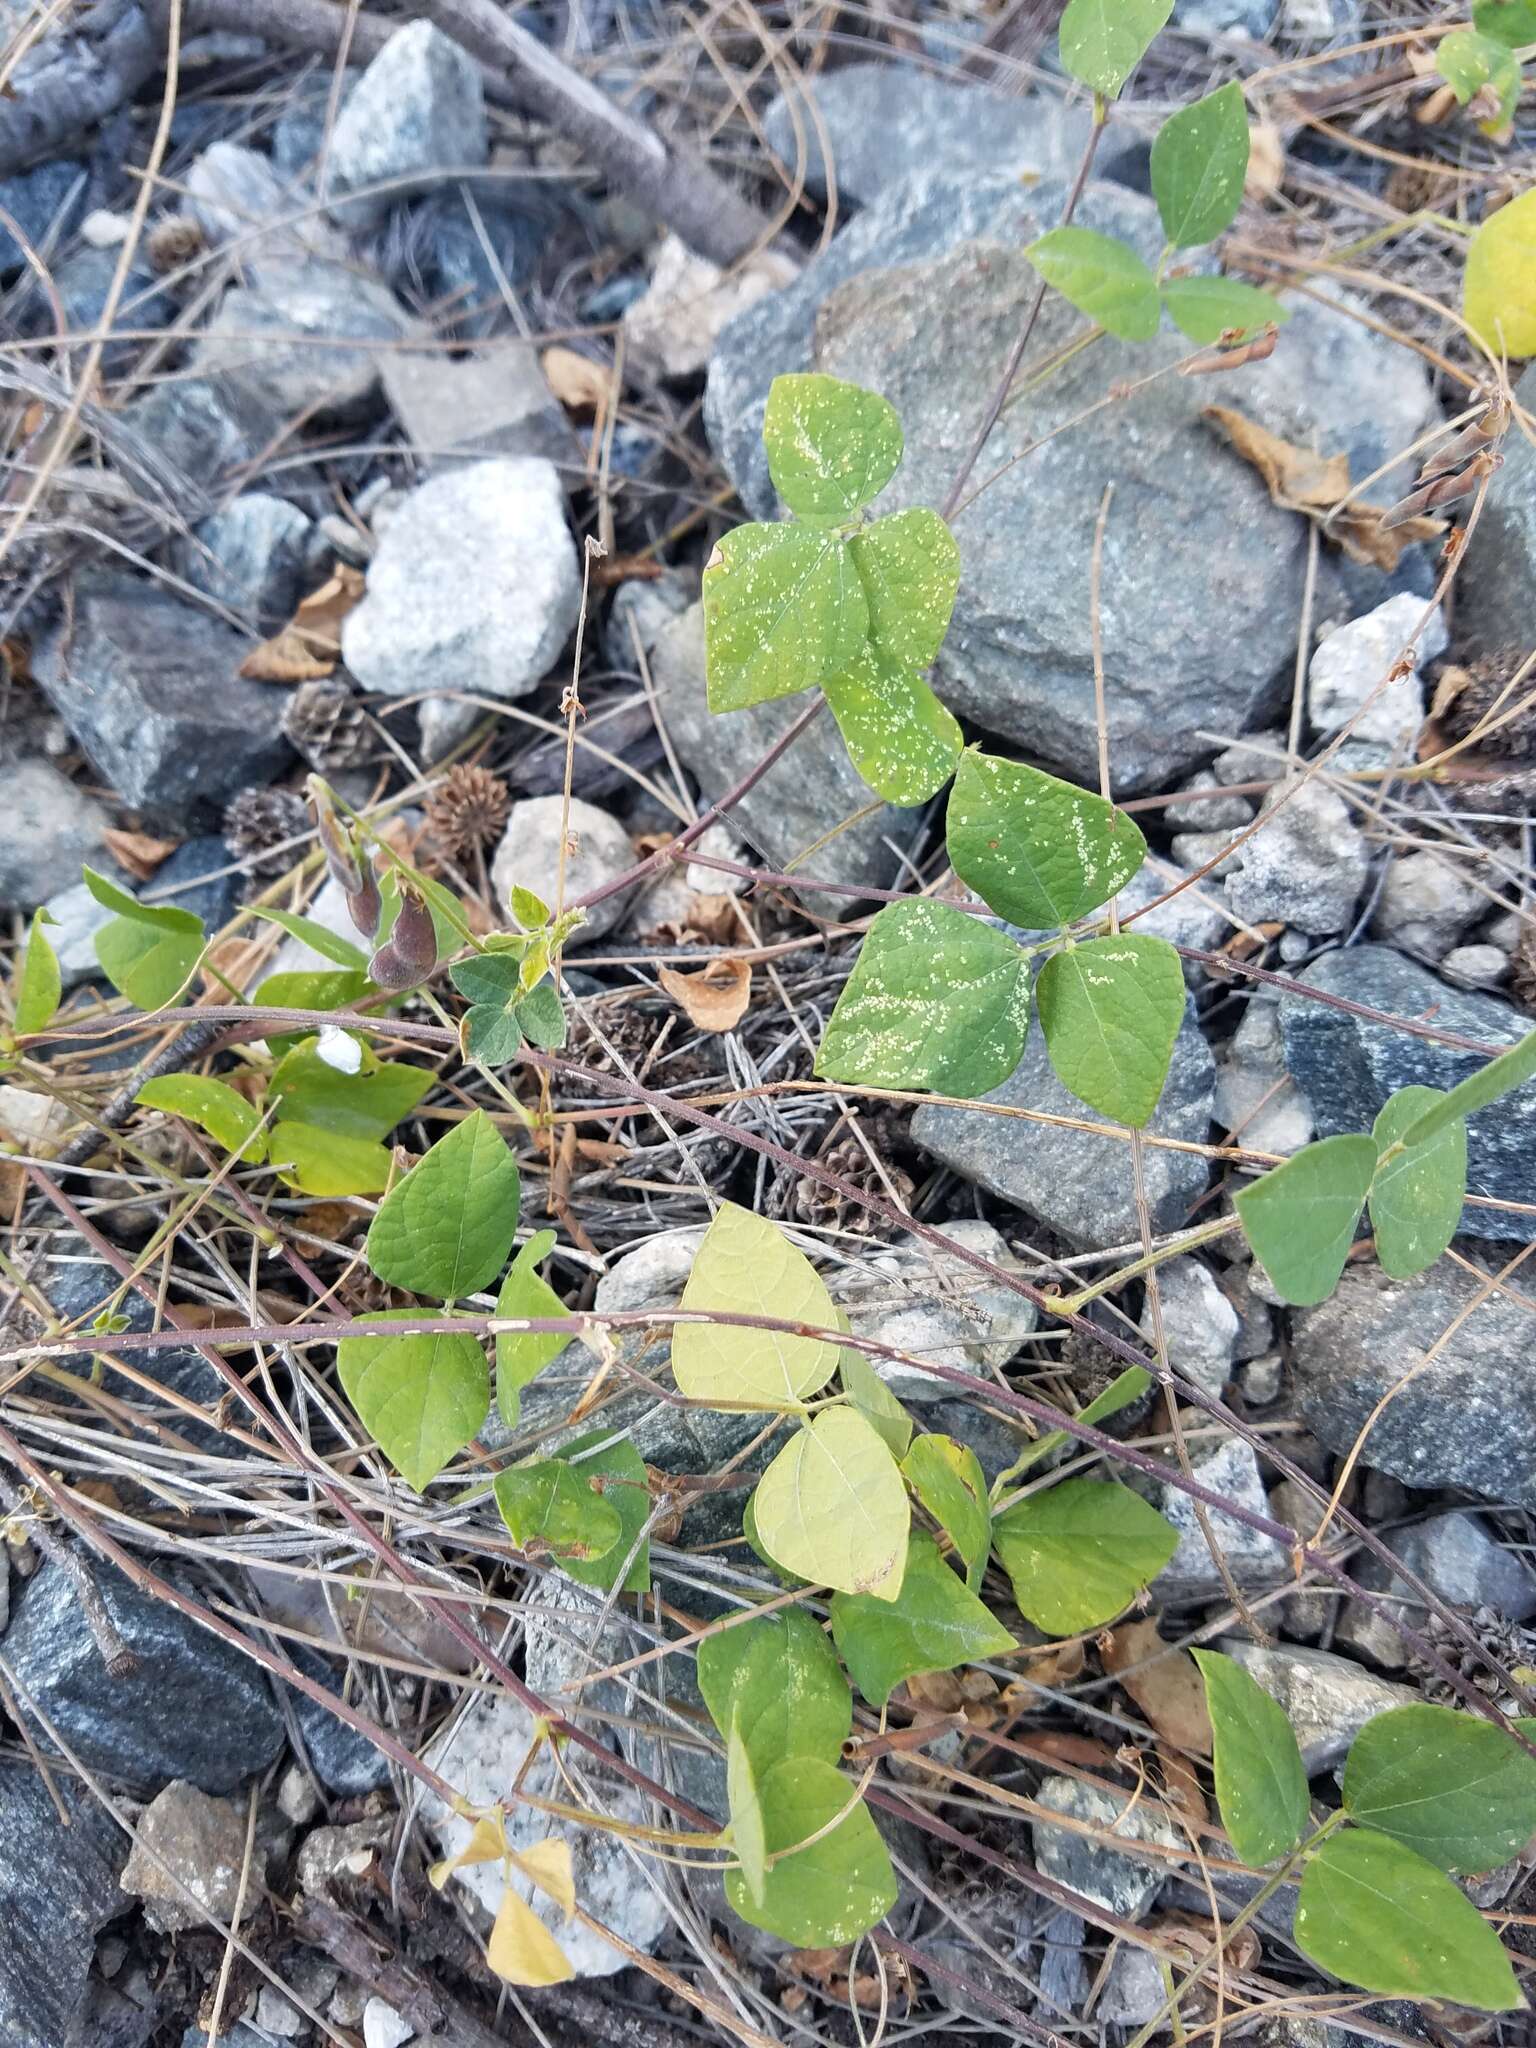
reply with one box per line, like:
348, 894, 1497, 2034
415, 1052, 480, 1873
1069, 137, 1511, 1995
307, 777, 363, 896
369, 885, 436, 989
1415, 398, 1510, 485
347, 864, 382, 941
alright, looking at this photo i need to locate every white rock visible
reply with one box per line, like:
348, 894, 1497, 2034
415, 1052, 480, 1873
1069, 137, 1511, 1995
1225, 779, 1370, 936
1308, 594, 1447, 746
185, 139, 343, 272
422, 1692, 668, 1976
275, 1762, 320, 1827
1370, 850, 1486, 963
627, 820, 745, 935
0, 1083, 74, 1153
1148, 1436, 1290, 1599
594, 1229, 706, 1316
1213, 1638, 1415, 1770
1140, 1256, 1238, 1401
831, 1219, 1037, 1401
343, 460, 581, 711
329, 21, 487, 228
624, 232, 797, 380
362, 1997, 414, 2048
490, 795, 635, 945
256, 1985, 306, 2038
1214, 994, 1314, 1156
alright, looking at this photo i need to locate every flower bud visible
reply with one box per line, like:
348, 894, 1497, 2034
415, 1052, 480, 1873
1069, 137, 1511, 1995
368, 885, 436, 990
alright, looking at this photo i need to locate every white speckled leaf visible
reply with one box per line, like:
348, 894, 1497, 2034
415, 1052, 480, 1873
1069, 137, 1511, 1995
817, 899, 1030, 1098
751, 1408, 910, 1599
673, 1202, 840, 1409
824, 643, 963, 804
946, 750, 1147, 929
1036, 934, 1185, 1127
1234, 1133, 1377, 1306
762, 373, 903, 525
703, 523, 869, 711
849, 508, 961, 671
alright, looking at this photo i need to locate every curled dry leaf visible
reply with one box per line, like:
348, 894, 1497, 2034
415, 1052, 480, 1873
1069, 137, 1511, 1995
1244, 120, 1285, 200
541, 344, 614, 413
657, 956, 752, 1033
239, 566, 367, 683
101, 828, 178, 880
1103, 1617, 1214, 1756
1202, 405, 1445, 571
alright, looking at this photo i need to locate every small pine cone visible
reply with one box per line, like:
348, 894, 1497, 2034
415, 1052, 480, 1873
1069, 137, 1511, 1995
1410, 1604, 1536, 1714
281, 680, 370, 771
1431, 650, 1536, 761
425, 763, 511, 859
147, 213, 206, 276
223, 786, 311, 875
792, 1131, 915, 1237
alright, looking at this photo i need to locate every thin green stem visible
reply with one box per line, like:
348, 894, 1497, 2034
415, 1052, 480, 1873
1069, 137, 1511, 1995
1052, 1215, 1241, 1317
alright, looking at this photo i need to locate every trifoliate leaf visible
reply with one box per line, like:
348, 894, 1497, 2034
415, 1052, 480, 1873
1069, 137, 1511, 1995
824, 643, 963, 805
1027, 227, 1162, 340
1150, 83, 1250, 247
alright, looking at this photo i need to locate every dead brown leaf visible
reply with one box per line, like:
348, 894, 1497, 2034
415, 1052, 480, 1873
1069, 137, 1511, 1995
541, 345, 613, 413
658, 956, 752, 1033
101, 828, 178, 880
1203, 405, 1445, 571
239, 565, 366, 683
1244, 120, 1285, 200
1103, 1618, 1214, 1757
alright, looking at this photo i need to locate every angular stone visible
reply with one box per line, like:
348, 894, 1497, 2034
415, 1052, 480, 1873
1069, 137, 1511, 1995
1307, 593, 1445, 746
174, 492, 314, 628
1441, 943, 1509, 992
1211, 1639, 1414, 1771
489, 794, 635, 945
119, 1781, 247, 1932
381, 344, 576, 469
1278, 943, 1536, 1242
0, 757, 110, 911
196, 262, 418, 419
1459, 360, 1535, 660
1291, 1262, 1536, 1506
1225, 779, 1370, 935
912, 1003, 1215, 1250
119, 375, 284, 494
0, 1758, 126, 2048
624, 232, 797, 381
831, 1219, 1036, 1401
1030, 1775, 1179, 1921
1370, 850, 1485, 964
184, 139, 343, 273
328, 20, 487, 228
1146, 1436, 1290, 1599
1214, 993, 1314, 1156
1140, 1256, 1238, 1400
1336, 1511, 1536, 1669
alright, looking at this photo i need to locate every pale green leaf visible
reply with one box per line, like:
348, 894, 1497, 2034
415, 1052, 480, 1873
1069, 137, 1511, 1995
1059, 0, 1173, 95
136, 1075, 266, 1162
254, 968, 369, 1022
558, 1430, 650, 1593
14, 910, 60, 1038
1342, 1702, 1536, 1874
269, 1041, 432, 1142
493, 1459, 623, 1563
839, 1346, 913, 1459
848, 508, 961, 672
494, 1229, 569, 1426
365, 1109, 521, 1300
697, 1610, 851, 1774
725, 1756, 897, 1947
1150, 83, 1250, 247
1368, 1087, 1466, 1280
269, 1122, 394, 1196
1234, 1134, 1377, 1307
817, 899, 1030, 1098
510, 884, 550, 928
1464, 187, 1536, 359
81, 864, 201, 932
253, 908, 369, 970
1161, 276, 1290, 345
991, 1479, 1178, 1636
673, 1202, 839, 1409
515, 979, 566, 1050
1027, 227, 1162, 340
831, 1531, 1014, 1707
946, 750, 1147, 929
762, 373, 903, 526
1036, 934, 1185, 1128
727, 1718, 768, 1905
751, 1408, 910, 1600
902, 1434, 991, 1590
83, 858, 205, 1012
703, 524, 868, 712
1402, 1025, 1536, 1147
824, 643, 963, 805
1193, 1649, 1310, 1867
1438, 27, 1522, 133
338, 1312, 488, 1491
1295, 1830, 1523, 2011
1472, 0, 1536, 45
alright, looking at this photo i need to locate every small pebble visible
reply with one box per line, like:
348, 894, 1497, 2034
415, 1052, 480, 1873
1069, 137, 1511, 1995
1440, 942, 1508, 991
363, 1997, 414, 2048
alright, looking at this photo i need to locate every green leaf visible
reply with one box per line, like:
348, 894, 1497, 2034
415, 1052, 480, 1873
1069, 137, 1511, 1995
1234, 1134, 1377, 1307
14, 910, 60, 1037
727, 1718, 768, 1905
81, 864, 201, 931
1464, 188, 1536, 360
1342, 1702, 1536, 1874
752, 1408, 910, 1600
991, 1480, 1178, 1636
848, 508, 960, 672
515, 979, 566, 1050
136, 1075, 266, 1162
1027, 227, 1161, 340
269, 1041, 433, 1142
703, 524, 868, 713
493, 1458, 623, 1564
364, 1109, 521, 1300
1161, 276, 1290, 344
1368, 1087, 1466, 1280
902, 1434, 992, 1590
946, 750, 1147, 930
1472, 0, 1536, 46
673, 1202, 839, 1410
995, 1365, 1154, 1487
558, 1430, 650, 1593
269, 1122, 395, 1196
1295, 1829, 1524, 2011
452, 953, 526, 1065
1058, 0, 1173, 95
1036, 934, 1185, 1128
337, 1312, 489, 1491
831, 1531, 1013, 1708
254, 969, 369, 1019
839, 1346, 913, 1459
1402, 1025, 1536, 1148
82, 868, 206, 1011
725, 1756, 897, 1948
761, 373, 903, 526
510, 884, 550, 929
254, 908, 369, 970
1437, 27, 1521, 132
697, 1609, 852, 1774
494, 1230, 569, 1426
1150, 84, 1250, 248
1193, 1649, 1310, 1867
817, 899, 1030, 1098
824, 644, 963, 806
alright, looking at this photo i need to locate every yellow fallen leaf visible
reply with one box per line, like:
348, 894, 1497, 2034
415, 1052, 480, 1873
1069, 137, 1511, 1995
657, 956, 752, 1033
487, 1883, 575, 1987
511, 1836, 575, 1915
238, 565, 366, 682
428, 1814, 507, 1890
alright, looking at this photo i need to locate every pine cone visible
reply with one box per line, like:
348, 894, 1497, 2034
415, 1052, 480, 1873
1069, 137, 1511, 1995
791, 1125, 915, 1236
223, 787, 311, 875
147, 213, 206, 276
425, 763, 511, 859
281, 681, 370, 771
1410, 1604, 1536, 1715
1431, 651, 1536, 760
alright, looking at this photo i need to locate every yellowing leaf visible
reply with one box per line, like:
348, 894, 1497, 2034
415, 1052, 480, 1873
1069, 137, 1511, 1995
429, 1814, 507, 1888
673, 1203, 839, 1409
511, 1836, 576, 1914
487, 1883, 574, 1987
1464, 188, 1536, 359
751, 1408, 909, 1599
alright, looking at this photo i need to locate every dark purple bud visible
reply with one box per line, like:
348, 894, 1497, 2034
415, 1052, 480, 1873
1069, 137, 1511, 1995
309, 782, 364, 896
369, 885, 436, 990
346, 864, 382, 940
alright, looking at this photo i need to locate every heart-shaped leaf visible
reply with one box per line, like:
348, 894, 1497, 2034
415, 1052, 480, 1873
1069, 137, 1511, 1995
365, 1109, 522, 1301
1058, 0, 1173, 96
338, 1313, 489, 1491
1342, 1702, 1536, 1874
724, 1755, 897, 1947
1368, 1087, 1466, 1280
697, 1609, 851, 1775
762, 373, 903, 526
947, 750, 1147, 929
1234, 1134, 1377, 1306
673, 1202, 839, 1410
751, 1408, 909, 1600
831, 1531, 1014, 1706
991, 1480, 1178, 1636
